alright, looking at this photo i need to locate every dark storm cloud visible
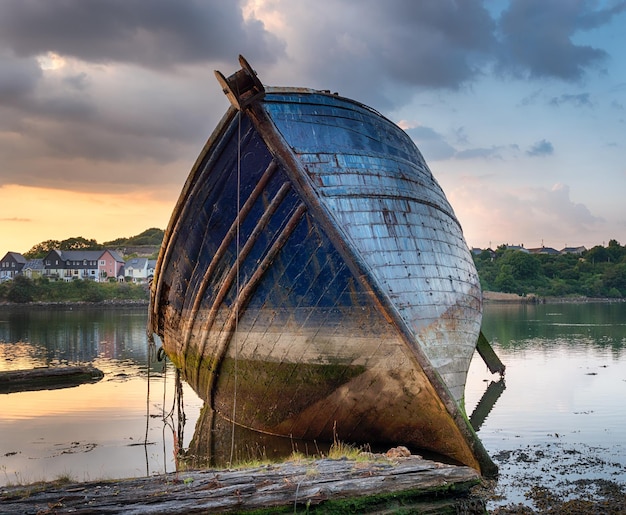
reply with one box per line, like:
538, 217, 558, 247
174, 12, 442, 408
0, 0, 624, 194
276, 0, 496, 102
527, 139, 554, 157
0, 0, 284, 69
0, 52, 41, 103
497, 0, 626, 80
261, 0, 625, 113
362, 0, 496, 88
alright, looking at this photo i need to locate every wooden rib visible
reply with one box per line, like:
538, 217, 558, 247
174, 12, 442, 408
192, 181, 293, 377
182, 160, 279, 348
206, 202, 308, 406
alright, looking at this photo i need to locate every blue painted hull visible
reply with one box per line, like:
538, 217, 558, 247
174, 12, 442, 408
150, 76, 494, 475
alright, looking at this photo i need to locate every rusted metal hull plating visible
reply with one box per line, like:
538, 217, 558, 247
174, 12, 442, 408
149, 61, 496, 476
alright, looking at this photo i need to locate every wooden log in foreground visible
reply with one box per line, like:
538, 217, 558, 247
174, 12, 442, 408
0, 366, 104, 394
0, 455, 486, 514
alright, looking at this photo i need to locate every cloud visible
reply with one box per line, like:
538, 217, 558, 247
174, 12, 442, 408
0, 0, 285, 69
0, 217, 31, 222
247, 0, 497, 109
0, 0, 624, 240
406, 124, 523, 163
449, 178, 605, 248
0, 51, 41, 104
405, 125, 456, 160
527, 139, 554, 157
496, 0, 626, 80
549, 93, 593, 107
455, 146, 507, 160
538, 182, 603, 226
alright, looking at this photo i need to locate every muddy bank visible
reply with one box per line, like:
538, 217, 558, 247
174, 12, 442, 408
478, 443, 626, 514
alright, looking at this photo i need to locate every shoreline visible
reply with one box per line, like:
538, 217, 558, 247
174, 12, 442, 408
0, 299, 149, 310
482, 291, 625, 304
1, 294, 624, 308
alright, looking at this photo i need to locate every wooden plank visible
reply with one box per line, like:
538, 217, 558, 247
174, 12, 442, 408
0, 366, 104, 394
0, 455, 484, 514
476, 331, 506, 375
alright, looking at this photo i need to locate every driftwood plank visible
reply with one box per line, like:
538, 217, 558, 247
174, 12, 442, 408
0, 366, 104, 394
0, 456, 485, 514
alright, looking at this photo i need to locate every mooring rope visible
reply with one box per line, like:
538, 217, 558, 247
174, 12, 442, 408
144, 335, 155, 476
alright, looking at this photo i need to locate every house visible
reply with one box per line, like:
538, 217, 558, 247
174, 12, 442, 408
40, 249, 126, 282
99, 250, 125, 282
505, 245, 529, 253
0, 252, 27, 281
124, 257, 152, 283
561, 246, 587, 255
528, 246, 560, 255
42, 250, 104, 281
22, 259, 45, 279
124, 258, 156, 283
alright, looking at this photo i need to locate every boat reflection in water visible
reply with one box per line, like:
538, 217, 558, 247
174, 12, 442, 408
178, 403, 464, 472
149, 56, 502, 477
175, 373, 505, 472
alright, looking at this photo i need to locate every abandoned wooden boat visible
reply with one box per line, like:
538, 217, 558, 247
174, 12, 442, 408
149, 56, 498, 476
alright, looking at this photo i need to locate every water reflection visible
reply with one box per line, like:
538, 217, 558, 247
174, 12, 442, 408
179, 405, 335, 471
0, 305, 204, 487
466, 301, 626, 509
0, 305, 150, 370
481, 302, 626, 352
1, 301, 625, 507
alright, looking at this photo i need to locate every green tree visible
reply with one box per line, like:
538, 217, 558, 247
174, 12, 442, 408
585, 245, 609, 264
501, 251, 541, 281
493, 265, 518, 293
24, 236, 102, 258
104, 228, 164, 247
602, 263, 626, 296
7, 276, 36, 303
607, 239, 625, 263
24, 239, 62, 259
60, 237, 102, 251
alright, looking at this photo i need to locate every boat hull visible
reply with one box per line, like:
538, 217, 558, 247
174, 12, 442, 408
150, 83, 494, 475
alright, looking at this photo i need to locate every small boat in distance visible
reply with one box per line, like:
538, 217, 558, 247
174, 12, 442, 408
149, 56, 499, 476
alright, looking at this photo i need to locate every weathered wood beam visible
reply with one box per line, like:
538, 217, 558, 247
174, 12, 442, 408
0, 455, 484, 514
476, 331, 506, 376
0, 366, 104, 394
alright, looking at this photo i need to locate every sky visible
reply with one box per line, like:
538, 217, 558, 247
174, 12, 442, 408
1, 0, 625, 259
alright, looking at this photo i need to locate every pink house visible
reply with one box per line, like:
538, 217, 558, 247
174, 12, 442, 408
98, 250, 125, 282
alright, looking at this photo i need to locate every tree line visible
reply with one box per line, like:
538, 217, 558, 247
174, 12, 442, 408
0, 276, 149, 303
4, 233, 626, 302
22, 228, 164, 259
473, 240, 626, 298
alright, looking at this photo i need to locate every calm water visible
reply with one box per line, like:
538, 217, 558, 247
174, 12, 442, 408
1, 302, 625, 509
465, 301, 626, 508
0, 306, 203, 486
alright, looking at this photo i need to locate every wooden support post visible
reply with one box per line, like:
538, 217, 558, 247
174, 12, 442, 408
476, 331, 505, 375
